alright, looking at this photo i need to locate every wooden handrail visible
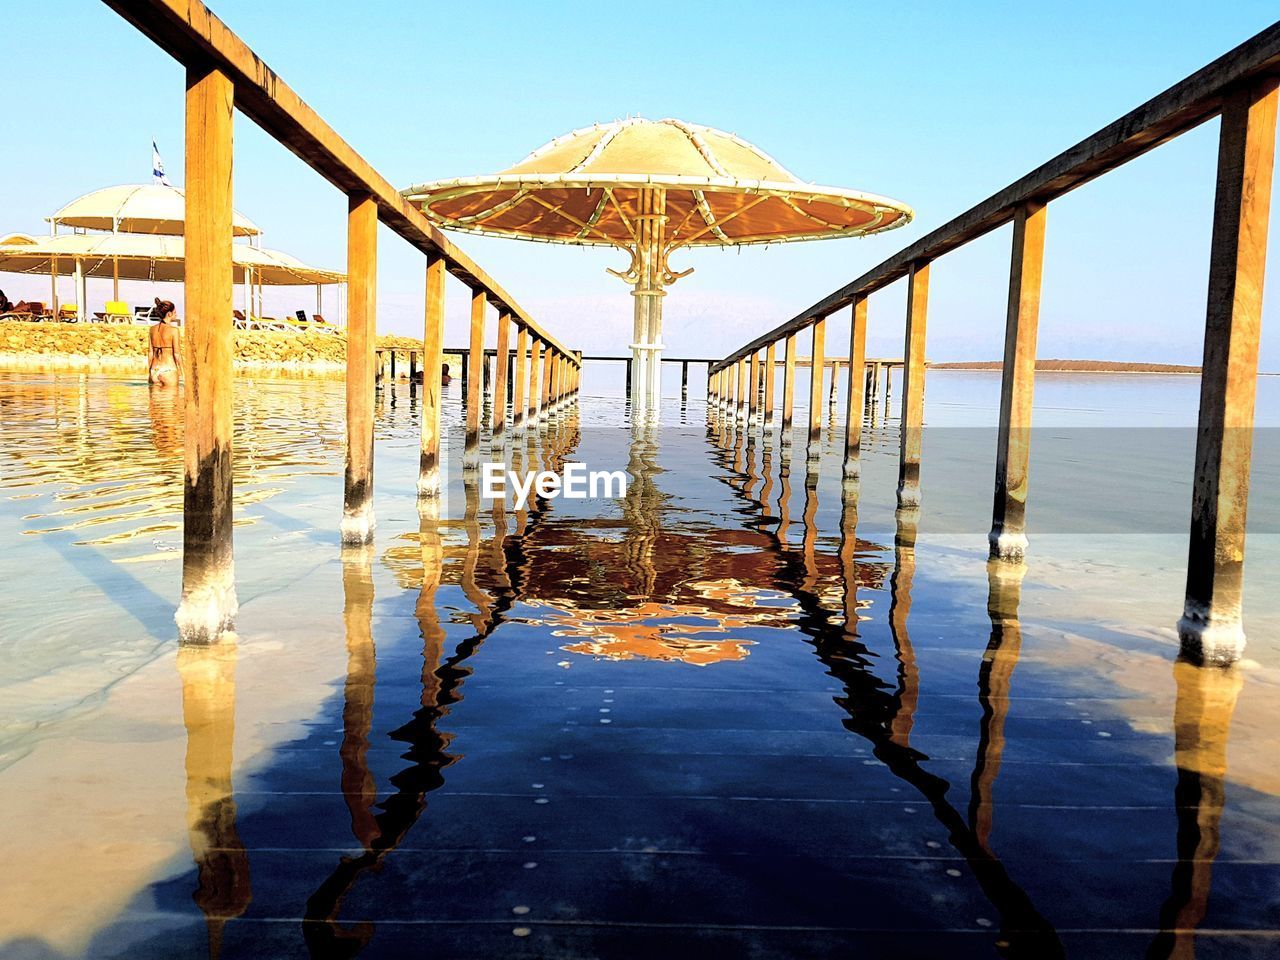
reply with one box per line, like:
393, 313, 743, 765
103, 0, 579, 366
710, 19, 1280, 373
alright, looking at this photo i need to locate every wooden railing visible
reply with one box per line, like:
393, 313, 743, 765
707, 22, 1280, 665
102, 0, 581, 642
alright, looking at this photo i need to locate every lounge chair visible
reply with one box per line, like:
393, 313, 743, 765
100, 301, 131, 324
133, 305, 155, 324
57, 304, 79, 323
0, 301, 47, 322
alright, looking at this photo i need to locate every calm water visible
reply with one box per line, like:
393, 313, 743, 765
1, 370, 1278, 959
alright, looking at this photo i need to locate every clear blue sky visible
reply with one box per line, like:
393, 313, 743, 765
5, 1, 1279, 367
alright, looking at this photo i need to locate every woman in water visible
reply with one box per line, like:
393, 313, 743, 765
147, 298, 183, 387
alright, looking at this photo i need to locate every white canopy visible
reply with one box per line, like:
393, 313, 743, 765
48, 184, 262, 237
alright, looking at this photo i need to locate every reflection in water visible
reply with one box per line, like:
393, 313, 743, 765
1146, 660, 1243, 960
888, 508, 920, 750
6, 376, 1274, 957
709, 421, 1064, 958
340, 549, 380, 849
969, 561, 1027, 852
177, 640, 251, 958
304, 520, 465, 957
0, 373, 347, 550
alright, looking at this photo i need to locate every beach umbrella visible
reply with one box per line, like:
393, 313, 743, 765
402, 117, 913, 408
48, 183, 262, 237
0, 233, 344, 319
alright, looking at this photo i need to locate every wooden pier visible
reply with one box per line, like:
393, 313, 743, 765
707, 24, 1280, 664
106, 0, 582, 643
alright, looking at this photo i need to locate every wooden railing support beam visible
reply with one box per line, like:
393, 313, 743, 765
1179, 77, 1278, 663
176, 63, 237, 643
990, 201, 1048, 561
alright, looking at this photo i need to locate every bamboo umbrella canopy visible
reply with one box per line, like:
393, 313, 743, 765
403, 117, 913, 408
48, 183, 262, 237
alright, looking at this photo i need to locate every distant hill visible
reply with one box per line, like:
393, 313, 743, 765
931, 359, 1201, 373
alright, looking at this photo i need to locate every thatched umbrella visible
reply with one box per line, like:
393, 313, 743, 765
0, 233, 344, 321
403, 117, 912, 408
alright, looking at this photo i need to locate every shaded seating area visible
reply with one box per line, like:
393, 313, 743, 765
0, 185, 345, 329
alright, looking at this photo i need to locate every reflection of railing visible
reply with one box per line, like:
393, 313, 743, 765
707, 413, 1248, 954
303, 418, 580, 953
98, 0, 582, 643
706, 23, 1280, 664
705, 416, 1065, 956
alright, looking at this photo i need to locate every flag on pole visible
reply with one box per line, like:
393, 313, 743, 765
152, 140, 170, 185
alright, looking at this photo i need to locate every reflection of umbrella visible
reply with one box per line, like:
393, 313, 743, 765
49, 183, 261, 237
0, 233, 344, 320
403, 117, 912, 408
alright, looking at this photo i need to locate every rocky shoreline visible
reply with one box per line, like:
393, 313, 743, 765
0, 321, 425, 376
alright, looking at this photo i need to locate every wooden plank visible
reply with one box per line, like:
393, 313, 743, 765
341, 192, 378, 544
418, 253, 446, 498
102, 0, 577, 359
843, 296, 869, 478
1180, 77, 1278, 663
466, 289, 486, 452
806, 317, 826, 457
897, 262, 930, 508
492, 311, 511, 434
709, 20, 1280, 373
513, 324, 529, 431
990, 202, 1047, 560
176, 64, 237, 644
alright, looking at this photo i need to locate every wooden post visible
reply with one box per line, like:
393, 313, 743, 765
897, 262, 930, 508
782, 332, 797, 443
513, 325, 529, 433
764, 341, 776, 428
341, 192, 379, 544
389, 350, 397, 380
176, 65, 237, 643
418, 254, 446, 498
748, 349, 761, 426
681, 360, 689, 399
540, 346, 553, 419
625, 357, 633, 403
466, 289, 485, 453
806, 317, 826, 459
1179, 78, 1278, 663
529, 340, 543, 424
843, 296, 869, 479
735, 357, 748, 423
990, 201, 1048, 561
828, 361, 839, 407
492, 311, 511, 435
408, 350, 417, 385
550, 353, 562, 411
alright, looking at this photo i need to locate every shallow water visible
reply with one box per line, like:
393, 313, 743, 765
1, 369, 1278, 959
